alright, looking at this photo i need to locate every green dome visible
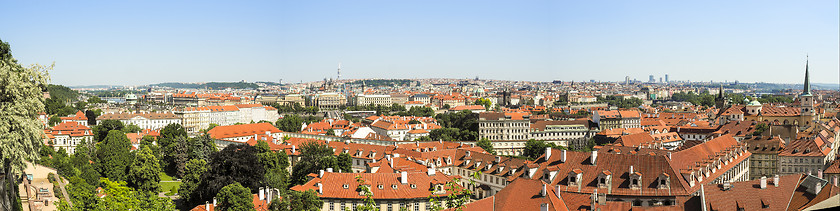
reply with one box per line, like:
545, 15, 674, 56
747, 99, 762, 106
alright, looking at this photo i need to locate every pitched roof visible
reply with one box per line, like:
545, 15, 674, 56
290, 172, 459, 200
208, 123, 281, 139
702, 174, 802, 211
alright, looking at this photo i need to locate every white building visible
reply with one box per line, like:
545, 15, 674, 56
97, 112, 182, 130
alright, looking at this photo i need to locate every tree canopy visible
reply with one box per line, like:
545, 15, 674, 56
96, 130, 133, 182
192, 144, 265, 205
216, 182, 255, 211
127, 146, 161, 193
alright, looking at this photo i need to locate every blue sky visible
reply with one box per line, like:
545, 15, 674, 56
2, 0, 837, 86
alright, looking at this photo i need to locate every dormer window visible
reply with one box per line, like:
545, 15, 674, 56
377, 184, 384, 189
392, 184, 398, 189
630, 172, 642, 190
568, 169, 583, 186
658, 173, 670, 189
410, 184, 416, 189
343, 184, 349, 189
598, 170, 612, 189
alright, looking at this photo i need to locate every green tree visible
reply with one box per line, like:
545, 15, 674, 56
192, 144, 265, 206
291, 141, 340, 185
255, 140, 290, 191
92, 178, 176, 211
179, 159, 207, 206
87, 96, 106, 104
354, 176, 378, 211
276, 115, 304, 132
325, 129, 335, 136
523, 139, 547, 160
279, 190, 322, 211
121, 124, 142, 134
473, 98, 492, 110
337, 153, 352, 173
127, 146, 161, 193
0, 38, 50, 211
92, 119, 124, 142
97, 130, 132, 181
171, 136, 191, 178
476, 138, 496, 155
189, 134, 218, 162
49, 116, 62, 126
428, 172, 478, 211
60, 176, 97, 211
216, 182, 254, 211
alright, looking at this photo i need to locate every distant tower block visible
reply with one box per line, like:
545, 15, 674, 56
337, 63, 342, 81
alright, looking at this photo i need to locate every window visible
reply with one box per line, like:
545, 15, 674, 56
330, 202, 334, 211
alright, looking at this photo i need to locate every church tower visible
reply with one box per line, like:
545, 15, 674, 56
800, 57, 815, 124
715, 84, 727, 108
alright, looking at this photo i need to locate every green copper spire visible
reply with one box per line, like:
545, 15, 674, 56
803, 56, 811, 96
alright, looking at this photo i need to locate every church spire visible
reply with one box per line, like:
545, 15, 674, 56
802, 55, 811, 96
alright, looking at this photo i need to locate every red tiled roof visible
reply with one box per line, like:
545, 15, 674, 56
208, 123, 280, 139
702, 174, 802, 211
290, 172, 460, 199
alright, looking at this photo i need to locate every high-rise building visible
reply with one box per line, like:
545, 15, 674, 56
665, 74, 669, 83
625, 76, 630, 84
649, 75, 655, 83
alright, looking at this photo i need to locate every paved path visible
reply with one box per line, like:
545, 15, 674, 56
52, 174, 72, 207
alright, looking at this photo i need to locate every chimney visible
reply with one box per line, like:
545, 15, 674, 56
292, 145, 296, 154
629, 165, 634, 174
327, 168, 333, 173
561, 150, 567, 163
760, 176, 767, 189
834, 176, 838, 187
555, 185, 562, 200
317, 182, 323, 194
401, 171, 408, 184
545, 147, 552, 161
541, 184, 547, 197
591, 151, 597, 165
819, 169, 823, 179
773, 175, 779, 187
319, 169, 324, 178
205, 201, 210, 211
259, 187, 265, 200
428, 167, 436, 176
213, 197, 217, 207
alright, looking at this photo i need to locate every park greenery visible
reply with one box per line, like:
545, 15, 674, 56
597, 95, 644, 109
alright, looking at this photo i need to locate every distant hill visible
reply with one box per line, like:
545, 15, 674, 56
151, 82, 260, 90
348, 79, 414, 87
47, 84, 81, 101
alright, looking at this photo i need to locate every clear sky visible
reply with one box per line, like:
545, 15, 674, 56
2, 0, 838, 86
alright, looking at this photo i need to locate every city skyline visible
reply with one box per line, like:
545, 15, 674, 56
2, 0, 838, 86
